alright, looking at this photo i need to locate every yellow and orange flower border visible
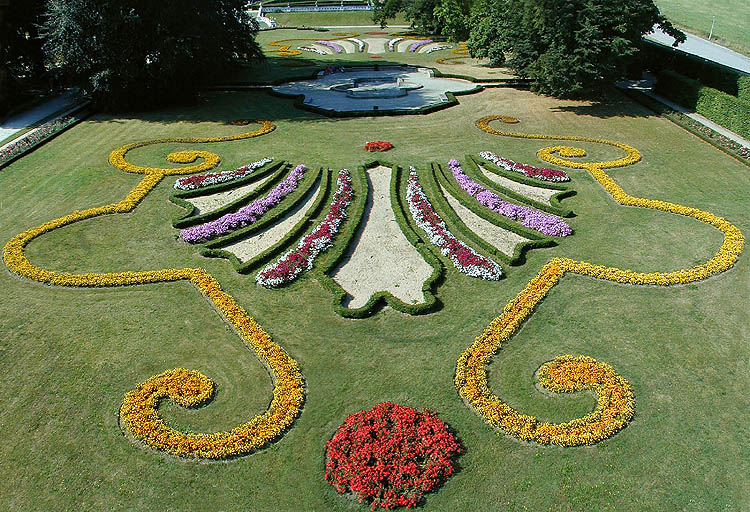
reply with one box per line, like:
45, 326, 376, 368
2, 120, 306, 459
455, 116, 744, 446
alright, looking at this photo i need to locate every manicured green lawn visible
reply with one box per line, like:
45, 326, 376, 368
0, 34, 748, 511
654, 0, 750, 55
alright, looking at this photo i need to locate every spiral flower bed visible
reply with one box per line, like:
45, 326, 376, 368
364, 141, 393, 152
174, 157, 273, 190
256, 169, 353, 287
325, 402, 462, 510
180, 164, 306, 243
479, 151, 569, 182
448, 159, 572, 237
406, 166, 502, 280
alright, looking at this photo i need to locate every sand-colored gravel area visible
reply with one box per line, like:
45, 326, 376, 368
335, 39, 357, 53
221, 181, 322, 263
310, 43, 335, 54
440, 184, 529, 257
331, 166, 433, 309
185, 174, 274, 215
478, 165, 558, 205
396, 39, 421, 53
362, 38, 388, 54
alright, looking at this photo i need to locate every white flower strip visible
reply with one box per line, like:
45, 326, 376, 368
406, 166, 502, 280
174, 157, 273, 190
388, 38, 404, 51
347, 38, 366, 52
424, 45, 453, 54
298, 46, 327, 55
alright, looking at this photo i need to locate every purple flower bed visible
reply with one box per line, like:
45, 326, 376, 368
316, 40, 344, 54
180, 164, 307, 243
256, 169, 353, 287
407, 166, 502, 280
408, 40, 433, 52
479, 151, 570, 182
448, 159, 572, 237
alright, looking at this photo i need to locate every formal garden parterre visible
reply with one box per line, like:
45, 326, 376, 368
1, 32, 748, 511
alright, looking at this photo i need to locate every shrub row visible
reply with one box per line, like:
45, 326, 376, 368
654, 70, 750, 139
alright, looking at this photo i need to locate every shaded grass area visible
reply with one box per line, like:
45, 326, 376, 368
0, 53, 748, 511
267, 11, 408, 27
653, 0, 750, 56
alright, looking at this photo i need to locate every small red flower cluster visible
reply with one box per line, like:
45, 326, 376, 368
325, 402, 462, 510
364, 141, 394, 152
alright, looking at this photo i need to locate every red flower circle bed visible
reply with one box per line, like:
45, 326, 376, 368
324, 402, 462, 510
364, 141, 394, 152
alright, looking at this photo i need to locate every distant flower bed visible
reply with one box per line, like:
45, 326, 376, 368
347, 38, 365, 52
180, 164, 306, 243
479, 151, 569, 182
425, 44, 452, 54
298, 46, 326, 55
173, 157, 272, 190
406, 166, 502, 280
257, 169, 353, 287
1, 112, 82, 168
364, 141, 393, 152
388, 38, 404, 51
408, 40, 433, 52
448, 159, 572, 237
316, 40, 344, 54
325, 402, 462, 510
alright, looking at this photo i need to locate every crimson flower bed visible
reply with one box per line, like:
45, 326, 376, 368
364, 141, 394, 152
325, 402, 462, 510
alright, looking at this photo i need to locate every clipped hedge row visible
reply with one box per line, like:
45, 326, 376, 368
464, 155, 575, 218
640, 40, 749, 100
169, 160, 287, 228
316, 161, 442, 318
430, 162, 557, 266
654, 70, 750, 139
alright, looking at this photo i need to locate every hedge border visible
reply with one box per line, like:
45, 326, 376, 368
169, 160, 287, 228
200, 168, 331, 274
315, 160, 443, 318
465, 155, 575, 217
431, 161, 557, 266
619, 89, 750, 167
191, 165, 323, 250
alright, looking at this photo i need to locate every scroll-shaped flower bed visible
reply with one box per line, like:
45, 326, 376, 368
448, 159, 572, 237
325, 402, 462, 510
406, 166, 502, 280
180, 164, 306, 243
479, 151, 570, 182
174, 157, 272, 190
256, 169, 353, 287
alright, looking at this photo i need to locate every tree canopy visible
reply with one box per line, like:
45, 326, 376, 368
374, 0, 685, 98
42, 0, 263, 109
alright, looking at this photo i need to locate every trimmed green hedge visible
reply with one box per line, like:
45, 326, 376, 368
315, 161, 442, 318
654, 70, 750, 139
640, 40, 748, 99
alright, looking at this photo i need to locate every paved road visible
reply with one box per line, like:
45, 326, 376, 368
0, 90, 78, 142
646, 27, 750, 74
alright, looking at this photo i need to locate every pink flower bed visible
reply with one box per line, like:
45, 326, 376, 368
173, 157, 272, 191
479, 151, 569, 182
256, 169, 353, 287
406, 166, 502, 280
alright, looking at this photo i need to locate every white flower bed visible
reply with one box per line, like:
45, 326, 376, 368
425, 44, 453, 54
388, 38, 404, 51
347, 38, 366, 52
298, 46, 327, 55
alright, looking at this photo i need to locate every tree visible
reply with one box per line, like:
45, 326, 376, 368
41, 0, 262, 109
373, 0, 472, 40
467, 0, 685, 98
0, 0, 48, 116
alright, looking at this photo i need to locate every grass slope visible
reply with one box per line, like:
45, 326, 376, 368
654, 0, 750, 56
0, 41, 748, 511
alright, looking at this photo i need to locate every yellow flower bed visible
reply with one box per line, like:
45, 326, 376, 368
456, 115, 745, 446
3, 119, 305, 458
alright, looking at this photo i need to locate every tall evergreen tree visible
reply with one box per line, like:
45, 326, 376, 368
41, 0, 262, 109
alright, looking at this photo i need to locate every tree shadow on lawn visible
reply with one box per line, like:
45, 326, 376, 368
548, 89, 659, 119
